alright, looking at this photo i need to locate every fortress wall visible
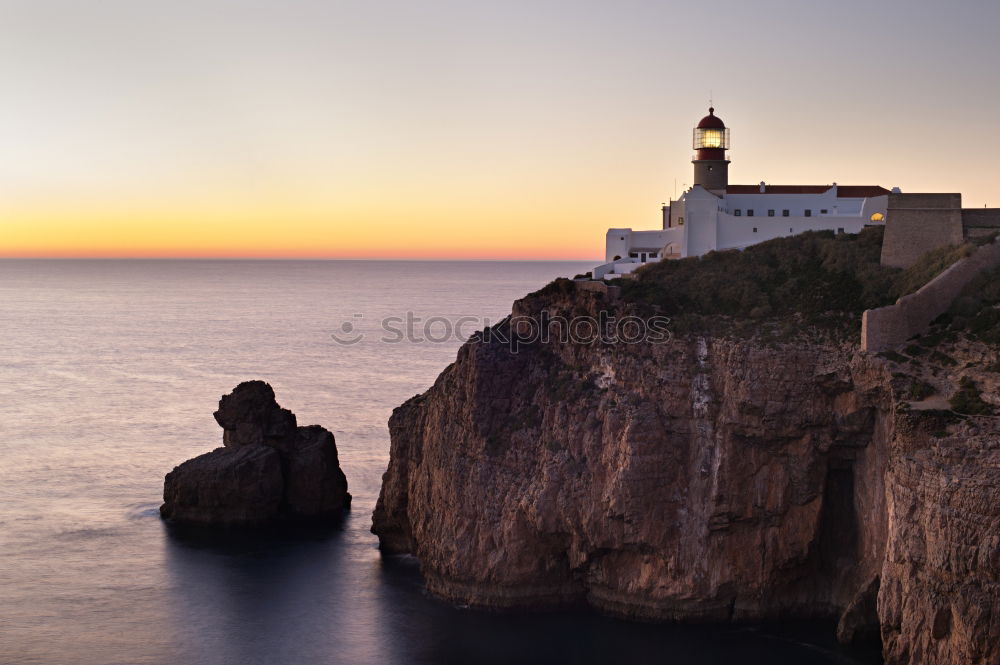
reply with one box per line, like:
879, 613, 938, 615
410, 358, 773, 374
963, 208, 1000, 240
880, 193, 964, 268
862, 239, 1000, 352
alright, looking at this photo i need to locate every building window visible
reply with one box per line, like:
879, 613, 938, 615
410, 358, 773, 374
821, 209, 828, 214
789, 228, 793, 233
734, 209, 741, 216
629, 252, 638, 258
837, 228, 845, 234
870, 212, 885, 222
768, 209, 775, 217
752, 227, 758, 233
782, 209, 790, 217
619, 236, 624, 240
804, 209, 812, 217
747, 209, 754, 217
678, 217, 684, 225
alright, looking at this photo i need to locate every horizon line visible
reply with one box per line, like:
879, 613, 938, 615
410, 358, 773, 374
0, 255, 601, 262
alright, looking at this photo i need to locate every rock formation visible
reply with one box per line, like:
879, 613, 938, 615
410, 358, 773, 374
161, 381, 350, 525
372, 280, 999, 665
879, 426, 999, 664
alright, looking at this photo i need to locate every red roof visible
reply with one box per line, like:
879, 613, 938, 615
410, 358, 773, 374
727, 185, 827, 194
697, 107, 726, 129
726, 184, 890, 198
835, 185, 891, 198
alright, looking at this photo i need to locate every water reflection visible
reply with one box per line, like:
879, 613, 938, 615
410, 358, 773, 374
163, 520, 358, 665
164, 519, 879, 665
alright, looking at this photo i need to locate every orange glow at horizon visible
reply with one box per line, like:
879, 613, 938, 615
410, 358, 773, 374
3, 1, 999, 260
0, 202, 612, 260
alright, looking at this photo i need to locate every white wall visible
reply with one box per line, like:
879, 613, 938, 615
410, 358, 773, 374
629, 228, 683, 254
716, 194, 888, 251
605, 229, 631, 262
599, 191, 889, 278
716, 212, 869, 250
723, 192, 887, 221
684, 188, 722, 257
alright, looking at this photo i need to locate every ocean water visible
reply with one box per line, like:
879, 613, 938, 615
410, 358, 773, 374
0, 259, 878, 665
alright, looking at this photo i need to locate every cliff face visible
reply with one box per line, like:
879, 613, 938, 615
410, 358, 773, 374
372, 284, 1000, 664
373, 287, 889, 613
879, 426, 1000, 665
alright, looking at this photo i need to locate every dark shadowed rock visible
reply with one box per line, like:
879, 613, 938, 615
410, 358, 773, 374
161, 445, 283, 525
161, 381, 350, 526
836, 575, 880, 647
283, 425, 350, 518
214, 381, 298, 450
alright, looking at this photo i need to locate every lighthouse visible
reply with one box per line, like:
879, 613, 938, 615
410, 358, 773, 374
692, 107, 730, 191
594, 105, 893, 279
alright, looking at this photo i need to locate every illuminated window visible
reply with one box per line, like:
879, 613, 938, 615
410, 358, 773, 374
870, 212, 885, 222
693, 127, 730, 150
701, 129, 723, 148
678, 217, 684, 225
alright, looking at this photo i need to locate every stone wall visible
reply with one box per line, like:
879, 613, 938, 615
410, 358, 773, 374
880, 193, 964, 269
962, 208, 1000, 240
574, 279, 621, 300
862, 239, 1000, 352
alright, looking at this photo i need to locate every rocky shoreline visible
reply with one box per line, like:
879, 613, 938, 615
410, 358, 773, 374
372, 281, 999, 665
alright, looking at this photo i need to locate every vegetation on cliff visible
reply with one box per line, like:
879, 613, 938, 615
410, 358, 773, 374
598, 227, 974, 340
890, 264, 1000, 365
935, 265, 1000, 346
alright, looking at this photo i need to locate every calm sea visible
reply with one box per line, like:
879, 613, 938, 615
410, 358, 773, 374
0, 260, 877, 665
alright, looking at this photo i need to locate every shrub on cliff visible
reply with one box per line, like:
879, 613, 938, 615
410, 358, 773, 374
618, 228, 894, 323
892, 243, 974, 298
949, 377, 995, 415
612, 228, 975, 338
935, 266, 1000, 346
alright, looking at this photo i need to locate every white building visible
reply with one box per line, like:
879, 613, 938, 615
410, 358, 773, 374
594, 108, 893, 279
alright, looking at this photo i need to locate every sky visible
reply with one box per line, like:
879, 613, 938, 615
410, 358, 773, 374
1, 0, 999, 259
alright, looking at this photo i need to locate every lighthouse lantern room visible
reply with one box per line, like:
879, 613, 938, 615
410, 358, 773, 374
691, 107, 730, 191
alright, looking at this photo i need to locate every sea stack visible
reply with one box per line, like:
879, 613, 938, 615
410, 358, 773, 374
161, 380, 350, 526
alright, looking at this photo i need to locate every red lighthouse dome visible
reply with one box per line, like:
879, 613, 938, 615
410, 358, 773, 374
696, 107, 726, 129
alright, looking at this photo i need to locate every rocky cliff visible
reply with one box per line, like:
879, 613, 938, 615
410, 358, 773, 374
161, 381, 350, 525
372, 281, 999, 664
879, 420, 999, 664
